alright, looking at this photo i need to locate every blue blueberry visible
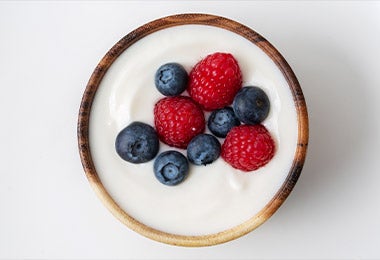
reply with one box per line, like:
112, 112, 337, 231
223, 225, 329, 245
154, 151, 189, 186
208, 107, 240, 138
115, 122, 159, 164
187, 134, 221, 166
155, 63, 188, 96
233, 86, 270, 125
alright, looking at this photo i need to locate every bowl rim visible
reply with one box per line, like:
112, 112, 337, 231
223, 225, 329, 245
77, 13, 309, 247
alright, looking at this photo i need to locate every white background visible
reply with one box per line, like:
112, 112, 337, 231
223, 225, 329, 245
1, 1, 380, 259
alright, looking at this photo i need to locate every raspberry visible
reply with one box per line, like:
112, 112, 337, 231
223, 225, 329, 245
221, 125, 275, 172
188, 52, 242, 111
154, 96, 205, 149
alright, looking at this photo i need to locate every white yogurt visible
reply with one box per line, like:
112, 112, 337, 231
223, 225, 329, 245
89, 25, 298, 236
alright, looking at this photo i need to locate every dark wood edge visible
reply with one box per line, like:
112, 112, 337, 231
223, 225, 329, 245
77, 13, 309, 247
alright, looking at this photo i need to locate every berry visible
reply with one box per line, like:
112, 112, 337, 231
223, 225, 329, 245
188, 52, 242, 110
155, 63, 188, 96
233, 86, 270, 125
187, 134, 221, 166
208, 107, 240, 138
115, 122, 159, 164
221, 125, 275, 171
154, 151, 189, 186
154, 96, 205, 149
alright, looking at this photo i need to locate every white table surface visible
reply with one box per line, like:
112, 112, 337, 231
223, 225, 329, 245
1, 1, 380, 259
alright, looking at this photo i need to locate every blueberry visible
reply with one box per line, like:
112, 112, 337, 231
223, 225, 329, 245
155, 63, 188, 96
187, 134, 221, 166
208, 107, 240, 138
154, 151, 189, 186
115, 122, 159, 164
233, 86, 270, 125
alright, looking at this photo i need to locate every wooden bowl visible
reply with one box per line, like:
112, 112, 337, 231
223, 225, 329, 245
77, 13, 308, 247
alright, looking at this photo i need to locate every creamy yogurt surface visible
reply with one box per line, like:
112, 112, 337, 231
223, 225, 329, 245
89, 25, 298, 236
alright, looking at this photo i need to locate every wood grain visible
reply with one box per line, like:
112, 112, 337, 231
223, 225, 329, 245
77, 13, 309, 247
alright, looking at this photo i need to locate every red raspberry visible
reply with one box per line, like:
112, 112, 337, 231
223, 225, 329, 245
154, 96, 205, 149
221, 125, 275, 172
188, 52, 242, 111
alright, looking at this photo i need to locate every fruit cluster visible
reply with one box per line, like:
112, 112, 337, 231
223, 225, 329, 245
115, 53, 275, 186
